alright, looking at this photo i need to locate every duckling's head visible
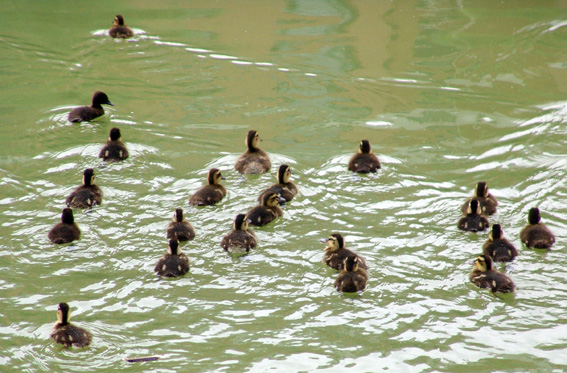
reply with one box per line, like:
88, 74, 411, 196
475, 182, 488, 198
233, 214, 250, 231
61, 208, 75, 224
114, 15, 125, 26
245, 130, 261, 151
321, 233, 345, 252
82, 168, 96, 186
358, 140, 372, 154
344, 255, 359, 272
277, 164, 292, 184
262, 192, 285, 207
467, 199, 480, 215
474, 254, 492, 272
173, 208, 184, 223
168, 239, 180, 255
207, 168, 225, 185
109, 127, 122, 141
528, 207, 541, 225
92, 91, 114, 107
56, 302, 71, 325
489, 224, 503, 241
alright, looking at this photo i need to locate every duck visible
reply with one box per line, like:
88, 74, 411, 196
108, 14, 134, 38
189, 168, 226, 206
348, 140, 381, 173
99, 127, 129, 162
257, 164, 298, 203
234, 130, 271, 174
519, 207, 555, 249
457, 199, 490, 232
321, 233, 368, 271
483, 224, 518, 262
48, 208, 81, 244
50, 302, 92, 348
469, 254, 515, 293
246, 192, 285, 227
167, 208, 195, 242
65, 168, 103, 209
154, 239, 189, 277
461, 181, 498, 216
68, 91, 114, 123
334, 255, 369, 292
221, 214, 257, 253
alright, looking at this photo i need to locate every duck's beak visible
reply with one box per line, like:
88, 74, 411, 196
107, 101, 115, 106
278, 196, 286, 206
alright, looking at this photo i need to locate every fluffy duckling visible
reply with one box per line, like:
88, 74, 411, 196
321, 233, 368, 271
221, 214, 257, 253
48, 208, 81, 244
258, 164, 298, 203
99, 127, 129, 162
167, 208, 195, 242
68, 91, 114, 123
235, 130, 271, 174
154, 239, 189, 277
50, 302, 92, 348
334, 255, 369, 293
520, 207, 555, 249
469, 254, 515, 293
109, 15, 134, 38
65, 168, 103, 209
189, 169, 226, 206
246, 192, 285, 226
348, 140, 381, 173
461, 181, 498, 216
483, 224, 518, 262
457, 199, 490, 232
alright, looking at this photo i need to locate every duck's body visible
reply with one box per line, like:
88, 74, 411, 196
458, 199, 490, 232
50, 303, 92, 348
470, 255, 515, 293
322, 233, 368, 271
461, 182, 498, 216
167, 208, 195, 242
235, 130, 271, 174
99, 127, 129, 162
221, 214, 257, 253
189, 169, 226, 206
68, 91, 113, 123
154, 239, 189, 277
66, 169, 103, 209
258, 164, 298, 202
348, 140, 381, 173
246, 192, 285, 227
48, 208, 80, 244
520, 207, 555, 249
109, 15, 134, 38
334, 256, 369, 292
483, 224, 518, 262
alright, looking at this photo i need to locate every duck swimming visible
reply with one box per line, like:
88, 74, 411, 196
482, 224, 518, 262
109, 15, 134, 38
48, 208, 80, 244
221, 214, 257, 254
189, 169, 226, 206
457, 199, 490, 232
461, 181, 498, 216
321, 233, 367, 271
246, 192, 285, 227
66, 168, 103, 209
348, 140, 381, 173
334, 255, 369, 293
50, 302, 92, 348
68, 91, 113, 123
167, 208, 195, 242
235, 130, 271, 174
469, 254, 515, 293
258, 164, 298, 203
154, 239, 189, 277
99, 127, 129, 162
519, 207, 555, 249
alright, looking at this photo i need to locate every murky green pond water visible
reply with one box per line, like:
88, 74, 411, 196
2, 1, 567, 371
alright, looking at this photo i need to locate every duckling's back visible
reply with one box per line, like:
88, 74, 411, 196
154, 253, 189, 277
51, 323, 92, 348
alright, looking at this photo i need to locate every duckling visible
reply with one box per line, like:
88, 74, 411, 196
48, 208, 81, 244
68, 91, 114, 123
520, 207, 555, 249
221, 214, 257, 253
65, 168, 103, 209
154, 239, 189, 277
235, 130, 271, 174
50, 302, 92, 348
246, 192, 285, 227
334, 255, 369, 292
483, 224, 518, 262
321, 233, 368, 271
99, 127, 129, 162
457, 199, 490, 232
469, 254, 515, 293
348, 140, 381, 173
167, 208, 195, 242
108, 15, 134, 38
258, 164, 298, 203
189, 169, 226, 206
461, 181, 498, 216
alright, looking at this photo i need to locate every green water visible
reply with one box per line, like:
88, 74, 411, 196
1, 1, 567, 371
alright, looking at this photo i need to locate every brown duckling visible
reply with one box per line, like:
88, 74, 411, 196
99, 127, 129, 162
457, 199, 490, 232
109, 15, 134, 38
65, 168, 103, 209
48, 208, 81, 244
154, 239, 189, 277
246, 192, 285, 227
258, 164, 298, 203
189, 169, 226, 206
334, 255, 369, 293
461, 181, 498, 216
321, 233, 368, 271
470, 254, 515, 293
221, 214, 257, 254
348, 140, 381, 173
50, 302, 92, 348
483, 224, 518, 262
68, 91, 114, 123
167, 208, 195, 242
520, 207, 555, 249
235, 130, 271, 174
